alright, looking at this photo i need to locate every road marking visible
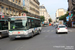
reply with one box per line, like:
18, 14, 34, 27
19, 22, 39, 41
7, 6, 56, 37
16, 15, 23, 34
47, 30, 50, 32
51, 30, 54, 32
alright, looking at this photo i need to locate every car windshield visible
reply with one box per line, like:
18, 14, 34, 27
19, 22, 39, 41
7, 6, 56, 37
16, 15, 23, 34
59, 26, 66, 28
10, 19, 27, 30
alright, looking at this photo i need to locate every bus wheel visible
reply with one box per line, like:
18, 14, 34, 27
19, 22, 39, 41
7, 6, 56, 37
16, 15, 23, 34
0, 34, 3, 38
31, 32, 34, 38
38, 30, 41, 34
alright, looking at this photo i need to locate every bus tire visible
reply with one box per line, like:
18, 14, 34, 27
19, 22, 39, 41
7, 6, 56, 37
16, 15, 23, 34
38, 30, 41, 34
31, 32, 34, 38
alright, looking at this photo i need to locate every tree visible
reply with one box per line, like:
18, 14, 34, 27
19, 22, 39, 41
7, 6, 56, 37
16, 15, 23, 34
59, 11, 68, 22
40, 16, 45, 22
49, 18, 52, 23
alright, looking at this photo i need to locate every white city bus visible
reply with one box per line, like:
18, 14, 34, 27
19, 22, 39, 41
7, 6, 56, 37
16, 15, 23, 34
8, 16, 42, 40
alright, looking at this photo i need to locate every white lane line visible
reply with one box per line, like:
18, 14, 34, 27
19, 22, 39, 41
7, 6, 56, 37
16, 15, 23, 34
47, 30, 50, 32
51, 30, 54, 32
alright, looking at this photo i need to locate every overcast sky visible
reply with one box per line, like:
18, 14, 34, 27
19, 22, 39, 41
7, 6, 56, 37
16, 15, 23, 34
39, 0, 68, 21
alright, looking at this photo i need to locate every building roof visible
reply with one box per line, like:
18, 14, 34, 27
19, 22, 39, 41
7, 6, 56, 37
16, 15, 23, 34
40, 6, 45, 9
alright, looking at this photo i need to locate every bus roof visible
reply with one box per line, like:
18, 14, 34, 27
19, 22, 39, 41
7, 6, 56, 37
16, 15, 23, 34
9, 16, 40, 20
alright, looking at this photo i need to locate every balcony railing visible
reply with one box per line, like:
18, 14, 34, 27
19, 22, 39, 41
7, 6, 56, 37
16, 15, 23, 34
0, 0, 23, 10
30, 7, 39, 14
72, 0, 75, 5
34, 0, 40, 5
26, 12, 40, 18
30, 1, 39, 9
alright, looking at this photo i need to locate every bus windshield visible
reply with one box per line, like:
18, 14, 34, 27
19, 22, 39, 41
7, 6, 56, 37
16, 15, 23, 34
9, 19, 27, 30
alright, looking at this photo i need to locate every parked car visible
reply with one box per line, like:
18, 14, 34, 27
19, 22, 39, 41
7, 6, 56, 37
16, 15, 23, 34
0, 30, 8, 38
56, 25, 68, 34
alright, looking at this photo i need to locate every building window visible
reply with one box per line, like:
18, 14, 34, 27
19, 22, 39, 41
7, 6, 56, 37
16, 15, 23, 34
16, 11, 19, 16
16, 0, 17, 3
13, 10, 15, 15
6, 8, 9, 15
13, 0, 14, 2
1, 6, 4, 13
10, 9, 12, 15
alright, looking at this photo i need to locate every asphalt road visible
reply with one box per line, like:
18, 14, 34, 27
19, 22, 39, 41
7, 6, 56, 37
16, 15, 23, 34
0, 26, 75, 50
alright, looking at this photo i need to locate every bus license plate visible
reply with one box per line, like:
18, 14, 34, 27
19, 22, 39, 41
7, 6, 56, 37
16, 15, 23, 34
15, 36, 21, 38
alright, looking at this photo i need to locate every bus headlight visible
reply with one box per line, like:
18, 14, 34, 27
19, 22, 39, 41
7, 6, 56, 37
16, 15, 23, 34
23, 31, 28, 35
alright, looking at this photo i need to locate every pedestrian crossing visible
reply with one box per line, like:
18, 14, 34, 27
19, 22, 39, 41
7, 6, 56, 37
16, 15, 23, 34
42, 30, 55, 33
42, 30, 75, 33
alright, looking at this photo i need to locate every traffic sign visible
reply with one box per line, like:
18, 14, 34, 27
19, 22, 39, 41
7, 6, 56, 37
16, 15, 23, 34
66, 16, 69, 21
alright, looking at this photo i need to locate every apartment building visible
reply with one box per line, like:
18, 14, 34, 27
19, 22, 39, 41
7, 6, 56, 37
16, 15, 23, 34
0, 0, 40, 18
67, 0, 75, 27
21, 0, 40, 18
29, 0, 40, 18
39, 5, 50, 23
56, 8, 66, 22
0, 0, 23, 18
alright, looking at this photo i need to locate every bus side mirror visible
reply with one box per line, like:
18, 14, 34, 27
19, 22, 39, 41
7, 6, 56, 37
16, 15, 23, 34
8, 18, 11, 21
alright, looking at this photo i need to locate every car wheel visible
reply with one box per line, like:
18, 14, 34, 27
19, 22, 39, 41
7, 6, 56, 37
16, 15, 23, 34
66, 32, 68, 34
0, 34, 3, 38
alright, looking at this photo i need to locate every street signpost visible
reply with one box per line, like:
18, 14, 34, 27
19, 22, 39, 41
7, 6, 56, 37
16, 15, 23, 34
66, 16, 69, 21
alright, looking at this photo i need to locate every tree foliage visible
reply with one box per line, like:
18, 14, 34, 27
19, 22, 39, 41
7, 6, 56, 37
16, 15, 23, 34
59, 12, 68, 22
49, 18, 52, 23
40, 16, 45, 22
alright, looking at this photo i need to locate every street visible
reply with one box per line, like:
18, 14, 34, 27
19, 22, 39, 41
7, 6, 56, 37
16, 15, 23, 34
0, 26, 75, 50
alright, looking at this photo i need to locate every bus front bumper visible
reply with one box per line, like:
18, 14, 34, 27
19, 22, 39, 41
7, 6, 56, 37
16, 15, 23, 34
9, 33, 32, 38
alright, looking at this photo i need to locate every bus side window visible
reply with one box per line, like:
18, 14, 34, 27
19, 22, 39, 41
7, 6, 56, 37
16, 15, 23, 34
31, 22, 35, 28
29, 22, 32, 29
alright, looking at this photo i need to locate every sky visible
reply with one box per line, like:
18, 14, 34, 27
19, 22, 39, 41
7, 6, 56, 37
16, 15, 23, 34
39, 0, 68, 21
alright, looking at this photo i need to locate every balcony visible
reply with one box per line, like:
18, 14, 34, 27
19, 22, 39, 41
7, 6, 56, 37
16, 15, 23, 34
30, 1, 39, 9
0, 0, 23, 10
34, 0, 40, 5
26, 12, 40, 18
30, 7, 39, 14
72, 0, 75, 5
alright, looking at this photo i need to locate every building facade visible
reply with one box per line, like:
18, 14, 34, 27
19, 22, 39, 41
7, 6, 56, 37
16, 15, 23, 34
0, 0, 23, 18
0, 0, 40, 18
39, 5, 50, 23
67, 0, 75, 27
56, 8, 66, 22
22, 0, 40, 18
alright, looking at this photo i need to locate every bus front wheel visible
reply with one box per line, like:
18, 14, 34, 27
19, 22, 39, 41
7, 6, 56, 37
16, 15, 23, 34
31, 32, 34, 38
38, 30, 41, 34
